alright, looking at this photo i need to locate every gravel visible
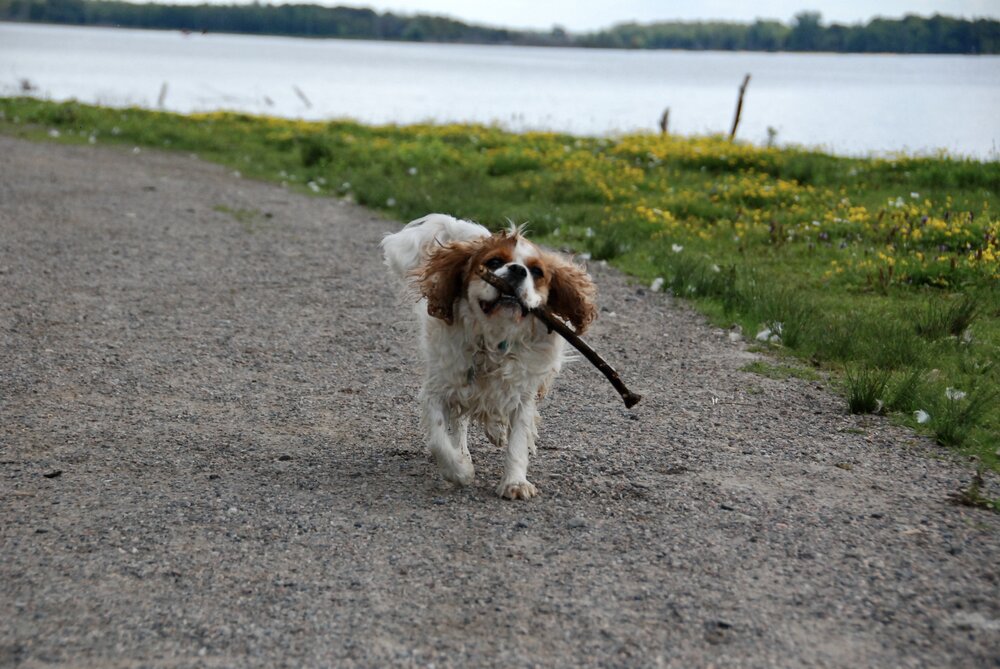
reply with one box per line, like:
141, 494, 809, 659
2, 135, 998, 668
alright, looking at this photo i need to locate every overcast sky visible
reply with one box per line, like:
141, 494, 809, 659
336, 1, 1000, 32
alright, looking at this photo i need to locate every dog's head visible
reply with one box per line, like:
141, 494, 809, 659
418, 228, 597, 334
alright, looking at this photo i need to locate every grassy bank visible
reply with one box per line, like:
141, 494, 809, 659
2, 98, 997, 478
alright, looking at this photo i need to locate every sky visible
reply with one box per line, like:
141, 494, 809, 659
339, 1, 1000, 32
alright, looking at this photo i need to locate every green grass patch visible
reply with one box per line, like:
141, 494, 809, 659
740, 360, 822, 382
2, 97, 997, 476
212, 204, 270, 232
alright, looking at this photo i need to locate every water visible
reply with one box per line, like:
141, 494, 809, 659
2, 22, 999, 159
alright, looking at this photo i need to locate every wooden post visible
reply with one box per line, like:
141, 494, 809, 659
729, 74, 751, 141
293, 85, 312, 109
659, 107, 670, 135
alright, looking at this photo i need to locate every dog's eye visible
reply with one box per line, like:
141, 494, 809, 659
484, 257, 505, 271
529, 266, 544, 279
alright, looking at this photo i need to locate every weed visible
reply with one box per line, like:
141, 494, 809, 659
948, 468, 1000, 513
844, 364, 891, 414
915, 293, 979, 340
931, 384, 997, 448
741, 361, 821, 382
212, 204, 267, 232
885, 368, 924, 413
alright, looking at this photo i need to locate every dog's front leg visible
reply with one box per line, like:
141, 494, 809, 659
496, 398, 539, 500
424, 397, 475, 486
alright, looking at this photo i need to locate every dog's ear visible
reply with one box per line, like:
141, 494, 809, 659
546, 256, 598, 334
417, 240, 476, 325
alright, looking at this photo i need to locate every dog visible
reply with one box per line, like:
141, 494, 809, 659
381, 214, 597, 499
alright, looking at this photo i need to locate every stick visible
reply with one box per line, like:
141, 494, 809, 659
477, 266, 642, 409
728, 73, 751, 141
659, 107, 670, 135
293, 85, 312, 109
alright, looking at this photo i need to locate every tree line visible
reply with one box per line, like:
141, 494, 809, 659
581, 12, 1000, 54
2, 0, 998, 54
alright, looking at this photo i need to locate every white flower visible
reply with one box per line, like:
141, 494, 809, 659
307, 181, 320, 192
755, 322, 782, 343
910, 192, 920, 199
585, 227, 594, 238
711, 264, 721, 273
386, 197, 396, 207
407, 167, 418, 176
341, 181, 351, 190
650, 277, 664, 292
811, 220, 821, 226
671, 244, 684, 253
945, 387, 966, 401
48, 128, 60, 138
914, 409, 930, 424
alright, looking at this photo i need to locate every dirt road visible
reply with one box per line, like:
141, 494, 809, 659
1, 136, 997, 668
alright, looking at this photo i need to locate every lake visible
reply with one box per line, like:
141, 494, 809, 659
2, 22, 998, 159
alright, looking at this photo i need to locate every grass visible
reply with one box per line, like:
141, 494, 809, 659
2, 97, 997, 475
212, 204, 270, 232
740, 361, 822, 382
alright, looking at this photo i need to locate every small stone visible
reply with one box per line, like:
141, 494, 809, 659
43, 470, 62, 479
277, 454, 292, 461
432, 497, 447, 505
567, 517, 587, 529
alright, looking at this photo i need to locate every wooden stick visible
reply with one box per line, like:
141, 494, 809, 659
477, 266, 642, 409
659, 107, 670, 135
729, 73, 751, 141
293, 85, 312, 109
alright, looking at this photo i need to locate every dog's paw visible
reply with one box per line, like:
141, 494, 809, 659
497, 480, 538, 500
436, 453, 475, 487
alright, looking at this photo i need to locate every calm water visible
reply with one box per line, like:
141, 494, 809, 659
2, 23, 999, 158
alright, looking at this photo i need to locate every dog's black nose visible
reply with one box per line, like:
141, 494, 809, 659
504, 263, 528, 284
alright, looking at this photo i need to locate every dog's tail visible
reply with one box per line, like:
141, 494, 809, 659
381, 213, 490, 281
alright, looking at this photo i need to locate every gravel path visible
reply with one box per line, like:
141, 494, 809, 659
2, 135, 998, 669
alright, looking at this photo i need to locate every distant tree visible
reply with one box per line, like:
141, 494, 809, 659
746, 20, 789, 51
786, 11, 823, 50
0, 1, 996, 54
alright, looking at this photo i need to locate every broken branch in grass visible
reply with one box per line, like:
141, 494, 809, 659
477, 265, 642, 409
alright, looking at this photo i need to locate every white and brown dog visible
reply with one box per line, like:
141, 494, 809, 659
382, 214, 597, 499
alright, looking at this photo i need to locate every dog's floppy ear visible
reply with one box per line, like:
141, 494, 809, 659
417, 240, 475, 325
546, 256, 598, 334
